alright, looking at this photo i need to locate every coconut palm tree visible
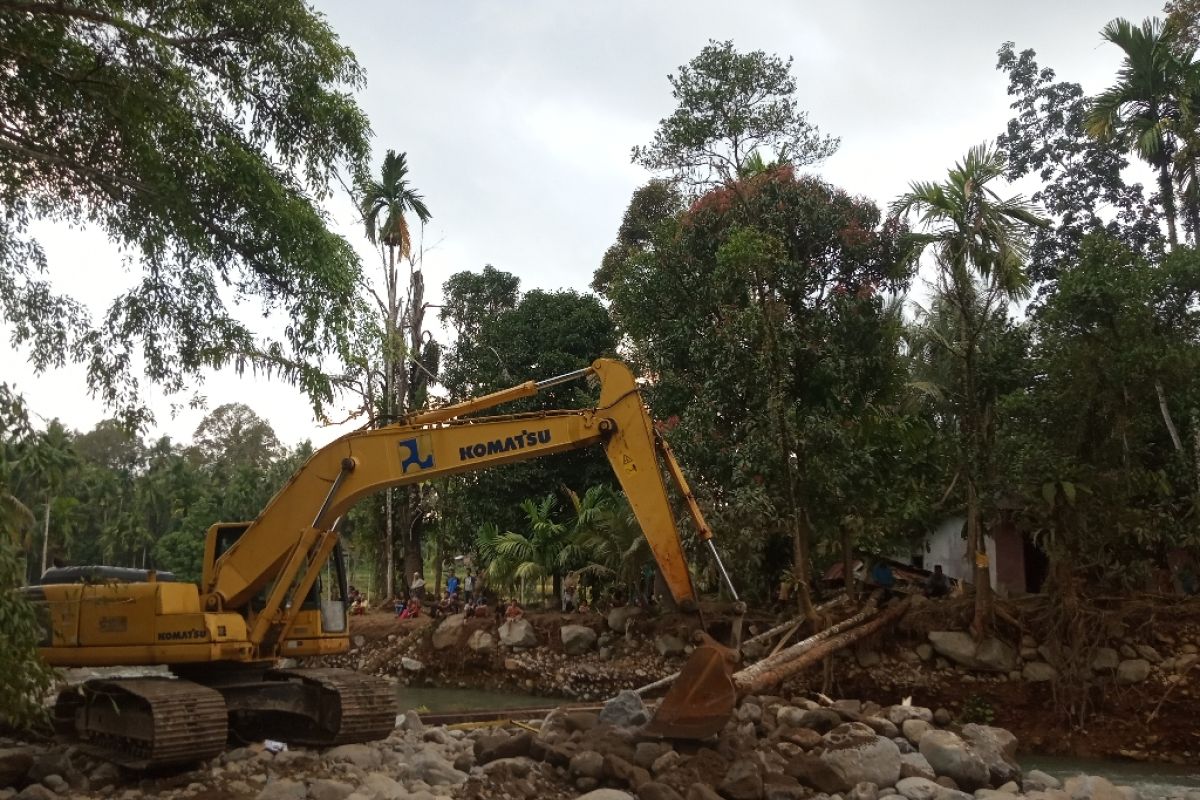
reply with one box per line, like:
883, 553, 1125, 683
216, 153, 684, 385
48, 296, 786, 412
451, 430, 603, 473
356, 151, 432, 600
1087, 17, 1190, 247
893, 142, 1045, 637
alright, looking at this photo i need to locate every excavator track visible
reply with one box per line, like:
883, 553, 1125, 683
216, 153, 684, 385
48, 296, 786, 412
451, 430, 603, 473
220, 667, 397, 747
53, 678, 228, 770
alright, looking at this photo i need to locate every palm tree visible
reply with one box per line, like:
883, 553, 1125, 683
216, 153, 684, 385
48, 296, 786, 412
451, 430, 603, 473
1087, 17, 1190, 248
892, 143, 1045, 637
21, 421, 77, 575
356, 151, 432, 599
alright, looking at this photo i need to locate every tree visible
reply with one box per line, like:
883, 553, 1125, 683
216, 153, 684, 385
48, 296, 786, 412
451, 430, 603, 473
0, 1, 371, 424
893, 143, 1046, 636
437, 272, 618, 552
995, 234, 1200, 593
0, 386, 55, 729
1086, 17, 1192, 248
190, 404, 281, 473
632, 40, 838, 190
21, 420, 77, 575
996, 43, 1163, 283
355, 149, 434, 598
599, 164, 913, 606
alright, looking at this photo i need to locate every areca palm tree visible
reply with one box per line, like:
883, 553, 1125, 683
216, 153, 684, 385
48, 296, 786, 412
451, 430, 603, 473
21, 421, 77, 575
893, 143, 1045, 637
355, 150, 432, 600
1087, 17, 1190, 247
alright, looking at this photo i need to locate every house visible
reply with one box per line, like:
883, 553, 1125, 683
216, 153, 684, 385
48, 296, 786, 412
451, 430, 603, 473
901, 515, 1047, 596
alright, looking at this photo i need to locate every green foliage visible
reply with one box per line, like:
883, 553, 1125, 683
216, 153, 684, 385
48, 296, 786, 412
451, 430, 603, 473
0, 0, 371, 424
994, 235, 1200, 585
436, 269, 618, 555
598, 160, 929, 598
960, 695, 995, 725
0, 539, 56, 730
475, 485, 650, 604
632, 40, 838, 189
996, 42, 1162, 284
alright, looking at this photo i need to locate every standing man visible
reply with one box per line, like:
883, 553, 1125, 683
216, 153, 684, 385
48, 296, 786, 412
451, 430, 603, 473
464, 570, 477, 602
447, 569, 460, 600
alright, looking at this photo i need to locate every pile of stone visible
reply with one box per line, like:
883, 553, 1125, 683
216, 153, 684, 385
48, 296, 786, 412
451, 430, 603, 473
469, 688, 1141, 800
0, 688, 1158, 800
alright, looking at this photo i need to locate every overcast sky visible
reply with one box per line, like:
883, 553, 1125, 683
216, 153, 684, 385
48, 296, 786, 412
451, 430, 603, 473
6, 0, 1162, 449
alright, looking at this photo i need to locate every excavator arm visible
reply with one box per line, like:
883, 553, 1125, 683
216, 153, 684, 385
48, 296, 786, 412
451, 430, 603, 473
203, 359, 737, 632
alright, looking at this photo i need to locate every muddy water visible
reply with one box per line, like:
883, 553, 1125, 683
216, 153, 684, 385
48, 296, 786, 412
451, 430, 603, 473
394, 686, 561, 714
1023, 755, 1200, 799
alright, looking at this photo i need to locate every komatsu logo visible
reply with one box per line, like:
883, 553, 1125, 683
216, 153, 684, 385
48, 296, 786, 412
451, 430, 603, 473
459, 429, 552, 460
399, 434, 434, 473
157, 628, 208, 641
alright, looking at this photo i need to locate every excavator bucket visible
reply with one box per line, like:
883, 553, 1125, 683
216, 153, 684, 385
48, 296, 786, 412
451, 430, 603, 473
644, 634, 738, 740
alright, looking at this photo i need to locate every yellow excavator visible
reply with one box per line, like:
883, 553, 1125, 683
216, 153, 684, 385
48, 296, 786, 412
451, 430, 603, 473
25, 359, 741, 768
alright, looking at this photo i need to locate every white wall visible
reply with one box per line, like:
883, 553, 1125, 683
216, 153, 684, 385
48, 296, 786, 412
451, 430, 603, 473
922, 516, 997, 588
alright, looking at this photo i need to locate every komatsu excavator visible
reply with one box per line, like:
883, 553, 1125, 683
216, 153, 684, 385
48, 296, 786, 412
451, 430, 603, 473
25, 359, 741, 768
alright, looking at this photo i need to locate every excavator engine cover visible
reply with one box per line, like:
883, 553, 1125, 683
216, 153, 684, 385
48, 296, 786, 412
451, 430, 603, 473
644, 633, 738, 740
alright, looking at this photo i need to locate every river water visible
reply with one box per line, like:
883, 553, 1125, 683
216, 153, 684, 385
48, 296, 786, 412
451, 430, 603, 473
1023, 756, 1200, 799
394, 686, 557, 714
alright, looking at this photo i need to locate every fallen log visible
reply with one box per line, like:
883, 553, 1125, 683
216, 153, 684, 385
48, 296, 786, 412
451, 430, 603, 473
733, 603, 878, 685
733, 599, 910, 695
633, 596, 849, 697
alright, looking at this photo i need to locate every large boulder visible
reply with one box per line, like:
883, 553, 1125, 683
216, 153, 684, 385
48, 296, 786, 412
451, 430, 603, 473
407, 750, 468, 785
1022, 662, 1057, 683
927, 632, 1017, 673
899, 752, 936, 781
895, 777, 942, 800
884, 705, 933, 727
1090, 648, 1119, 672
468, 629, 495, 652
786, 753, 848, 794
720, 758, 764, 800
1116, 659, 1150, 685
1023, 770, 1062, 792
432, 613, 466, 649
599, 690, 650, 728
562, 625, 598, 655
1063, 775, 1127, 800
0, 749, 33, 789
655, 634, 687, 657
324, 743, 382, 770
918, 730, 989, 791
607, 605, 642, 634
818, 723, 901, 791
960, 724, 1020, 785
499, 618, 538, 648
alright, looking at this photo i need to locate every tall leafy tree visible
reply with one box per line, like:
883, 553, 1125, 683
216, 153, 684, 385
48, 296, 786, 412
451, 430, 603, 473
190, 403, 281, 473
600, 164, 913, 606
355, 149, 434, 597
436, 271, 618, 565
632, 40, 838, 190
996, 43, 1163, 283
0, 1, 372, 424
893, 143, 1046, 636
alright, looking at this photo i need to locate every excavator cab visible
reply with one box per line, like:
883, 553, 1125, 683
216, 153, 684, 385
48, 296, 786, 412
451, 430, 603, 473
204, 522, 352, 655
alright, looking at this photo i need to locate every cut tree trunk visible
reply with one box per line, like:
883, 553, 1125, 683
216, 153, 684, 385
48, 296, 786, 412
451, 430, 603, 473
733, 603, 878, 691
734, 600, 909, 695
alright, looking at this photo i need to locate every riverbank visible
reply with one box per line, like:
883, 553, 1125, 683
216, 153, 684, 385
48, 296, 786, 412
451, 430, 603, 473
325, 593, 1200, 765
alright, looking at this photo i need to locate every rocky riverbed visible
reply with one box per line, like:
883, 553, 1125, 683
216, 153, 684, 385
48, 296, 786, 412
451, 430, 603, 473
2, 689, 1194, 800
